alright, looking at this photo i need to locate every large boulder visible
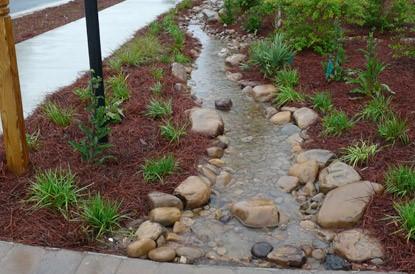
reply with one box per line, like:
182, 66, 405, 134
296, 149, 335, 167
135, 220, 164, 240
317, 181, 384, 229
231, 198, 280, 228
171, 62, 187, 82
267, 245, 306, 267
293, 107, 318, 129
251, 85, 276, 102
333, 229, 384, 262
225, 54, 246, 66
174, 176, 211, 209
319, 161, 361, 193
148, 192, 183, 210
189, 108, 224, 137
149, 207, 181, 226
288, 160, 319, 184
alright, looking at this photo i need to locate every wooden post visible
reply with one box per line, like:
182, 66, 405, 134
0, 0, 29, 175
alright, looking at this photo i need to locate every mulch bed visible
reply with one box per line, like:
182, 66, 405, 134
0, 8, 210, 254
12, 0, 124, 43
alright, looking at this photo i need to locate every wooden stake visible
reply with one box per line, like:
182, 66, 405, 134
0, 0, 28, 175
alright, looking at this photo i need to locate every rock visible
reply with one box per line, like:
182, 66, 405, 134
174, 176, 212, 209
281, 106, 298, 112
216, 171, 232, 186
265, 107, 278, 119
319, 161, 361, 193
148, 192, 183, 210
281, 123, 301, 136
156, 235, 166, 247
287, 133, 303, 145
251, 242, 274, 259
296, 149, 335, 168
270, 111, 291, 125
231, 198, 280, 228
312, 249, 326, 260
199, 167, 216, 186
176, 246, 204, 261
225, 54, 246, 66
242, 86, 253, 94
288, 160, 319, 184
127, 239, 156, 258
300, 220, 316, 230
252, 84, 276, 102
209, 158, 225, 167
189, 108, 224, 137
215, 98, 233, 111
166, 232, 182, 242
202, 9, 219, 22
171, 62, 187, 82
173, 221, 188, 234
148, 247, 176, 262
277, 176, 299, 192
324, 254, 352, 270
333, 229, 384, 262
317, 181, 384, 228
293, 107, 318, 129
206, 147, 224, 158
135, 221, 164, 241
226, 72, 243, 82
267, 245, 306, 267
149, 207, 181, 226
302, 181, 317, 197
174, 83, 187, 93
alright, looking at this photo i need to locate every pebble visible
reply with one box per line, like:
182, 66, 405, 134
324, 254, 352, 270
148, 247, 176, 262
251, 242, 274, 259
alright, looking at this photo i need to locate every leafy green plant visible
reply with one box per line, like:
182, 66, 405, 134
160, 120, 187, 143
150, 81, 163, 95
80, 193, 125, 238
391, 41, 415, 58
220, 0, 237, 24
394, 201, 415, 241
26, 130, 41, 151
142, 154, 177, 182
105, 98, 124, 123
323, 22, 346, 81
341, 140, 379, 167
322, 110, 353, 136
146, 99, 173, 119
176, 0, 192, 11
378, 114, 409, 144
249, 33, 295, 78
312, 91, 333, 114
165, 23, 185, 51
151, 67, 164, 81
106, 74, 129, 101
28, 168, 83, 217
174, 53, 191, 64
364, 0, 415, 31
43, 101, 74, 127
359, 95, 392, 122
74, 87, 92, 101
236, 0, 259, 10
273, 86, 304, 108
275, 68, 299, 87
148, 21, 162, 36
385, 165, 415, 197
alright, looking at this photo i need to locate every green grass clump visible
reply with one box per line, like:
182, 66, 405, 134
74, 87, 92, 101
378, 115, 409, 144
341, 140, 379, 167
43, 101, 74, 127
174, 52, 191, 64
107, 74, 129, 101
146, 99, 173, 119
176, 0, 192, 11
80, 193, 124, 238
142, 154, 177, 182
150, 81, 163, 94
148, 21, 162, 36
360, 95, 392, 122
28, 169, 82, 216
322, 110, 353, 136
160, 120, 187, 143
385, 165, 415, 197
151, 67, 164, 81
273, 86, 305, 108
275, 68, 299, 88
394, 201, 415, 241
26, 131, 41, 151
312, 91, 333, 114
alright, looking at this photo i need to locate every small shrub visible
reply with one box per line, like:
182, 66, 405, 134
74, 87, 92, 101
322, 110, 353, 136
341, 140, 379, 167
323, 22, 346, 81
385, 165, 415, 197
236, 0, 259, 11
107, 74, 129, 101
312, 91, 333, 114
146, 99, 173, 119
150, 81, 163, 95
394, 201, 415, 241
26, 131, 41, 151
273, 86, 304, 108
148, 21, 162, 36
378, 114, 409, 144
28, 168, 82, 216
360, 95, 392, 122
151, 67, 164, 81
275, 68, 299, 88
364, 0, 415, 31
105, 98, 124, 124
243, 1, 278, 33
220, 0, 237, 24
165, 24, 185, 50
160, 120, 187, 143
250, 33, 295, 78
81, 193, 124, 238
391, 41, 415, 58
174, 53, 191, 64
142, 154, 177, 182
43, 101, 74, 127
176, 0, 192, 11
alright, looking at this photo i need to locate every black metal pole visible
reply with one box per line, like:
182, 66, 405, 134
84, 0, 105, 108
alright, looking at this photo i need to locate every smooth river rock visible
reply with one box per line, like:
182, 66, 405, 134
174, 176, 212, 209
293, 107, 318, 129
251, 84, 276, 102
148, 192, 183, 210
277, 176, 299, 192
296, 149, 335, 167
135, 220, 164, 240
270, 111, 291, 125
189, 108, 224, 137
288, 160, 319, 184
215, 98, 233, 111
127, 239, 156, 258
319, 161, 362, 193
324, 254, 352, 270
171, 62, 187, 82
149, 207, 181, 226
231, 198, 280, 228
148, 247, 176, 262
176, 246, 205, 261
251, 242, 274, 258
225, 53, 246, 66
267, 245, 306, 267
317, 181, 384, 228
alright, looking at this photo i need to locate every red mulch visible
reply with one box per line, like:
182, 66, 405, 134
12, 0, 124, 43
0, 11, 210, 254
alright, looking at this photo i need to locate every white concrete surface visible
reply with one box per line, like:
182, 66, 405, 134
11, 0, 74, 19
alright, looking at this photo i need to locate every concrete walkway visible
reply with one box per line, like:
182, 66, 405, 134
0, 241, 401, 274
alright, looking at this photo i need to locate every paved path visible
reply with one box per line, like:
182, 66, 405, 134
10, 0, 66, 14
0, 241, 402, 274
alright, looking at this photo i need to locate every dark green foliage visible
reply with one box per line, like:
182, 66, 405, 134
322, 110, 353, 136
364, 0, 415, 31
378, 114, 409, 144
394, 201, 415, 241
312, 91, 333, 114
220, 0, 237, 24
385, 165, 415, 197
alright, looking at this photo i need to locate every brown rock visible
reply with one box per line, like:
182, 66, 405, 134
319, 161, 361, 193
127, 239, 156, 258
231, 198, 280, 228
267, 245, 306, 267
277, 176, 299, 192
173, 221, 189, 234
149, 207, 181, 226
135, 220, 164, 240
174, 176, 212, 209
293, 107, 318, 129
270, 111, 291, 125
252, 84, 276, 102
288, 160, 319, 184
189, 108, 224, 137
148, 247, 176, 262
148, 192, 183, 210
206, 147, 224, 158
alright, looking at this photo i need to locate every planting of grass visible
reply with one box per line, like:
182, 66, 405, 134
74, 87, 92, 101
43, 101, 74, 127
148, 21, 162, 36
385, 165, 415, 197
360, 95, 392, 122
151, 67, 164, 81
273, 86, 305, 108
142, 154, 177, 182
28, 168, 82, 216
312, 91, 333, 114
165, 22, 185, 50
378, 114, 409, 144
26, 131, 41, 151
160, 120, 187, 143
150, 81, 163, 94
80, 193, 124, 238
107, 74, 129, 101
275, 68, 299, 88
174, 52, 191, 64
146, 99, 172, 119
394, 201, 415, 241
322, 110, 353, 136
341, 140, 379, 167
176, 0, 192, 11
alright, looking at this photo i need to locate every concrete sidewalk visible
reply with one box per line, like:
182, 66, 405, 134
0, 241, 403, 274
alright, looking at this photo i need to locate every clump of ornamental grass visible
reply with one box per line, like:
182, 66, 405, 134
312, 91, 333, 114
341, 140, 379, 167
150, 81, 163, 94
322, 110, 353, 136
273, 86, 305, 108
174, 52, 191, 64
151, 67, 164, 81
43, 101, 74, 127
141, 154, 177, 182
106, 74, 129, 101
145, 99, 172, 119
394, 201, 415, 241
385, 165, 415, 197
26, 130, 41, 151
275, 68, 299, 88
360, 95, 392, 122
160, 120, 187, 143
378, 114, 409, 144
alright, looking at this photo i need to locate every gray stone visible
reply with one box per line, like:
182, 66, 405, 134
251, 242, 274, 259
280, 123, 301, 136
148, 247, 176, 262
215, 98, 233, 111
202, 9, 219, 22
267, 245, 306, 267
296, 149, 335, 167
135, 220, 164, 240
174, 176, 212, 209
176, 246, 204, 261
225, 54, 246, 66
0, 245, 45, 274
251, 84, 276, 102
226, 72, 243, 82
265, 107, 278, 119
34, 249, 83, 274
189, 108, 224, 137
277, 176, 299, 192
319, 161, 362, 193
148, 192, 183, 210
172, 62, 187, 82
324, 254, 352, 270
293, 107, 318, 129
216, 171, 232, 186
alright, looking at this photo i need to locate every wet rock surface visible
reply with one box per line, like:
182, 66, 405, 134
251, 242, 274, 258
267, 245, 306, 267
231, 198, 280, 228
189, 107, 224, 137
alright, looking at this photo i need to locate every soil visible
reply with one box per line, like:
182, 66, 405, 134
0, 9, 210, 254
12, 0, 125, 43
